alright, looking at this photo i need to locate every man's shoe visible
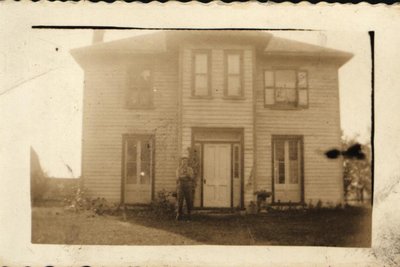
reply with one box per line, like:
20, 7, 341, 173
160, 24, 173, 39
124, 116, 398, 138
175, 214, 182, 221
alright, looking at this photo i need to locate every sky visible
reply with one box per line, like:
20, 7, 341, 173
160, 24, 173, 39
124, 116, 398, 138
2, 30, 372, 178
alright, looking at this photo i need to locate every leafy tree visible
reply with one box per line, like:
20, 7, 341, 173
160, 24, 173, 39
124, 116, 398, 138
342, 137, 372, 203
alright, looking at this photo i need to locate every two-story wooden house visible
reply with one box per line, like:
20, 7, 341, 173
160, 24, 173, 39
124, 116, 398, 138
71, 30, 352, 208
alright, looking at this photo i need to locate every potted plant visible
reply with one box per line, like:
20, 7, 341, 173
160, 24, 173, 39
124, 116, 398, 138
246, 201, 258, 215
254, 190, 272, 212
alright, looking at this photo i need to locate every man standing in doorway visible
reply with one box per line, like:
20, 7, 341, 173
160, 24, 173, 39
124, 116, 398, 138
176, 156, 194, 221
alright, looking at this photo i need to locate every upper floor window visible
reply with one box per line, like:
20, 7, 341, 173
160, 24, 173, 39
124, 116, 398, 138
192, 51, 211, 97
126, 66, 153, 109
264, 69, 308, 108
225, 51, 243, 98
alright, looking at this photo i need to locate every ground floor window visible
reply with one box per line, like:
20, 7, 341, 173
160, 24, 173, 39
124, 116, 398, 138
124, 135, 153, 185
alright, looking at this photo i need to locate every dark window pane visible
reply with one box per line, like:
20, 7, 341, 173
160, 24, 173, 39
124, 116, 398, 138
141, 140, 151, 162
128, 68, 152, 107
278, 161, 285, 184
275, 140, 285, 161
127, 140, 137, 162
289, 140, 298, 160
126, 166, 137, 184
289, 160, 299, 184
234, 163, 240, 178
140, 161, 151, 184
275, 88, 296, 104
234, 146, 239, 162
139, 139, 152, 184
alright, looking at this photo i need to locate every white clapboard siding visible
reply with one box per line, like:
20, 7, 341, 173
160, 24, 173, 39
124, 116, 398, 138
81, 54, 179, 202
255, 58, 343, 204
180, 45, 255, 205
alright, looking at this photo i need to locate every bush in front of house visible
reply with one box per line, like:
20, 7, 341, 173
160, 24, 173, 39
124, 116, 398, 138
64, 186, 120, 216
149, 189, 177, 216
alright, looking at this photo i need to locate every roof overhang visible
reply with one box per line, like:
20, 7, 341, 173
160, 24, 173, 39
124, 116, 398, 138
70, 31, 353, 69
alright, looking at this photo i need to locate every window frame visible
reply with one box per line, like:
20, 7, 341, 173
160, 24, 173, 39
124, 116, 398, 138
224, 50, 244, 99
121, 134, 155, 203
126, 64, 155, 109
123, 135, 154, 186
191, 49, 212, 98
271, 135, 305, 204
263, 67, 309, 109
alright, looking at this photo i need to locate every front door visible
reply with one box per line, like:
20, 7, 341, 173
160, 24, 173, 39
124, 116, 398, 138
123, 135, 153, 204
273, 137, 302, 203
203, 144, 231, 207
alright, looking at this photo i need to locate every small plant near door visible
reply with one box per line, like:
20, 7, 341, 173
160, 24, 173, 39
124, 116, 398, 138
254, 190, 272, 213
246, 201, 258, 215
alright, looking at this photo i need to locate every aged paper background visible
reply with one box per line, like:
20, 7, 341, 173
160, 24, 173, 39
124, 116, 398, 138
1, 2, 400, 266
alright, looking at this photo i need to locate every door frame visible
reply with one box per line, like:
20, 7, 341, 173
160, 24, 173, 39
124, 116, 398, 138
120, 133, 155, 205
191, 127, 244, 209
271, 135, 305, 205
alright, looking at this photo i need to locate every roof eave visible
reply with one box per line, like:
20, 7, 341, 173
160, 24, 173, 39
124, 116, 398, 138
263, 51, 354, 67
70, 48, 168, 68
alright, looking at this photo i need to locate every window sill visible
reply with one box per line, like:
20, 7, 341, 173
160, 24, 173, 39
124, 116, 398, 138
264, 105, 307, 110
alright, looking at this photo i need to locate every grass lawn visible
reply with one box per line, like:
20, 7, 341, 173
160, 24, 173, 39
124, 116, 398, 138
32, 205, 371, 246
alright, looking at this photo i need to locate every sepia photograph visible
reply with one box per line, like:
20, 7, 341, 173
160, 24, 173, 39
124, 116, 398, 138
29, 29, 372, 246
3, 3, 400, 267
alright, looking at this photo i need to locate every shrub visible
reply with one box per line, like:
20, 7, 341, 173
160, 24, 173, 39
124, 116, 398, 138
64, 186, 119, 215
149, 190, 176, 216
254, 190, 272, 212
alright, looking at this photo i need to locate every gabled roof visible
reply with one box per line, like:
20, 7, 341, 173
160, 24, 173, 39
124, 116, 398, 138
71, 31, 353, 67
